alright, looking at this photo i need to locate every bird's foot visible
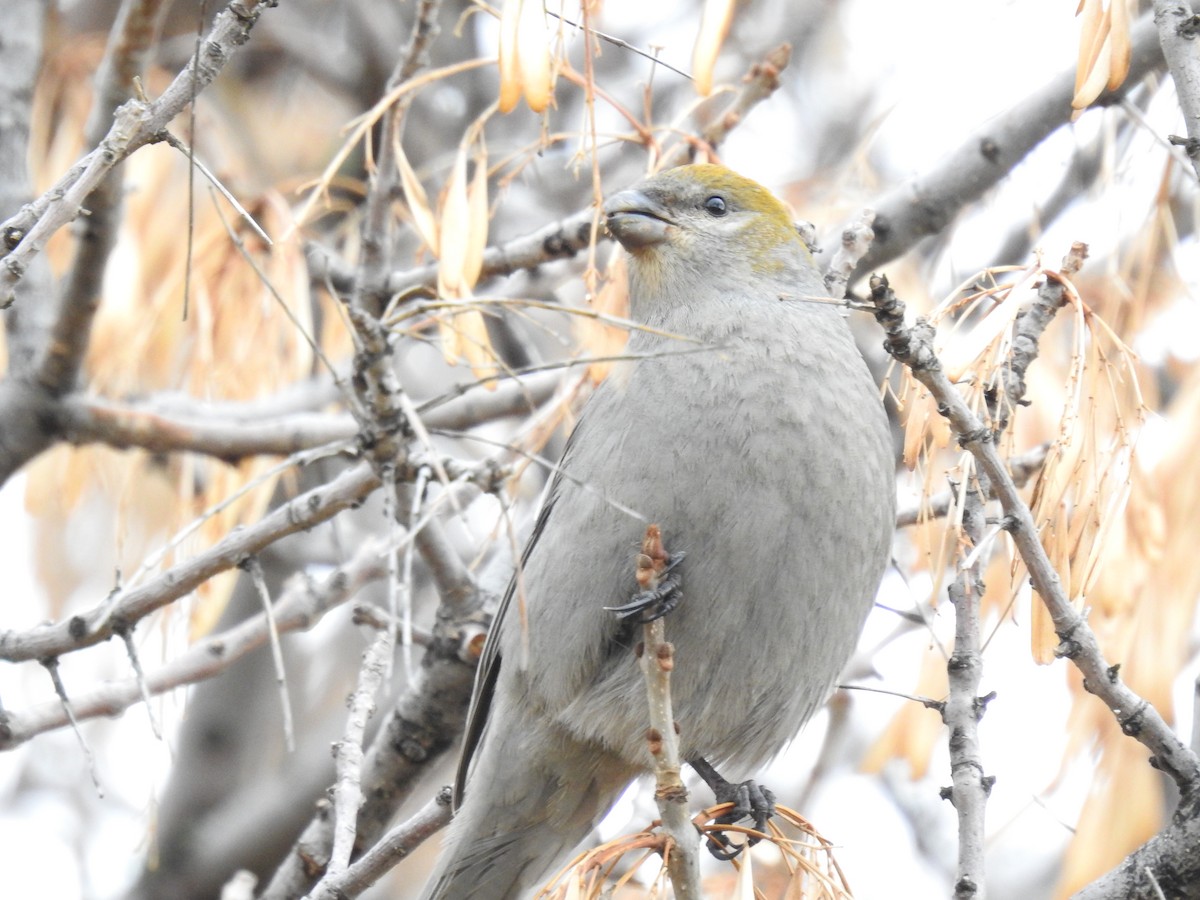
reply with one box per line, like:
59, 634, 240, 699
605, 551, 686, 623
690, 756, 777, 860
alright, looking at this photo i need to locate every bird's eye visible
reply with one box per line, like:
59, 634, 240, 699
704, 195, 727, 217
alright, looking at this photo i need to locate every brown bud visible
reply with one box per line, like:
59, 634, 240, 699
657, 642, 675, 671
646, 727, 663, 755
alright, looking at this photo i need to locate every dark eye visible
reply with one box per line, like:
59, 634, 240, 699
704, 195, 727, 216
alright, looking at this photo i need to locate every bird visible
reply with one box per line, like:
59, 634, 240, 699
421, 163, 895, 899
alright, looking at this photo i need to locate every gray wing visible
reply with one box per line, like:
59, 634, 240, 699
452, 421, 582, 807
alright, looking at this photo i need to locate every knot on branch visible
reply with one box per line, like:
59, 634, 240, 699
1053, 638, 1081, 660
973, 691, 997, 721
956, 427, 993, 448
954, 875, 979, 895
866, 275, 944, 372
1168, 134, 1200, 158
1119, 701, 1149, 738
1178, 13, 1200, 38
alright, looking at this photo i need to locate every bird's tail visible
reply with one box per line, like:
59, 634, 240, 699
421, 716, 638, 900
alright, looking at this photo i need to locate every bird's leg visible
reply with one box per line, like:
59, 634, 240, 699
689, 755, 777, 860
604, 552, 686, 623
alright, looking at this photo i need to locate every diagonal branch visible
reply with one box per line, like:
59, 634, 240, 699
867, 274, 1200, 798
0, 540, 389, 750
0, 0, 281, 308
0, 461, 381, 663
840, 12, 1163, 280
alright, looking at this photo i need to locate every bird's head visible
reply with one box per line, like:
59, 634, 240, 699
603, 164, 811, 310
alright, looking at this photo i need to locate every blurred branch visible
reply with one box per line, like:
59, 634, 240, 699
990, 135, 1106, 267
895, 443, 1049, 528
0, 0, 279, 308
57, 395, 358, 458
0, 462, 382, 663
260, 576, 491, 899
0, 541, 388, 750
0, 2, 55, 486
842, 12, 1164, 281
38, 0, 171, 395
867, 274, 1200, 795
307, 791, 454, 900
1155, 0, 1200, 183
52, 367, 556, 460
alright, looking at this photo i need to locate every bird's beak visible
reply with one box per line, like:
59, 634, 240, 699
604, 189, 673, 250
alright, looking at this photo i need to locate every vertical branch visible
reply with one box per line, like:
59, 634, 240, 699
941, 472, 994, 900
39, 0, 171, 394
316, 616, 394, 885
1155, 0, 1200, 182
633, 525, 701, 900
352, 0, 442, 317
244, 556, 296, 753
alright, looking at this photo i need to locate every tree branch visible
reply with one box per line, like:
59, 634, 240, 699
840, 13, 1163, 280
1155, 0, 1200, 183
0, 461, 381, 663
0, 0, 281, 308
866, 275, 1200, 798
37, 0, 171, 395
0, 540, 387, 750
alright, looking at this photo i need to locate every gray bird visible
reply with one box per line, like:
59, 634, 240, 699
422, 164, 895, 899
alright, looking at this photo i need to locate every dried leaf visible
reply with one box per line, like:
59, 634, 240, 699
937, 270, 1039, 382
497, 0, 522, 113
1107, 0, 1131, 90
437, 144, 471, 303
734, 843, 754, 899
394, 135, 438, 253
517, 0, 552, 112
581, 257, 631, 382
1074, 0, 1104, 97
1073, 0, 1113, 109
692, 0, 737, 96
1055, 739, 1161, 896
463, 143, 490, 290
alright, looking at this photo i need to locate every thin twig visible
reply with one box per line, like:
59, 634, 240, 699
42, 658, 103, 796
117, 626, 162, 739
243, 556, 295, 753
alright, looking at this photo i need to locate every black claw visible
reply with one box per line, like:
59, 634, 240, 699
690, 756, 777, 860
605, 552, 686, 623
703, 828, 745, 860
